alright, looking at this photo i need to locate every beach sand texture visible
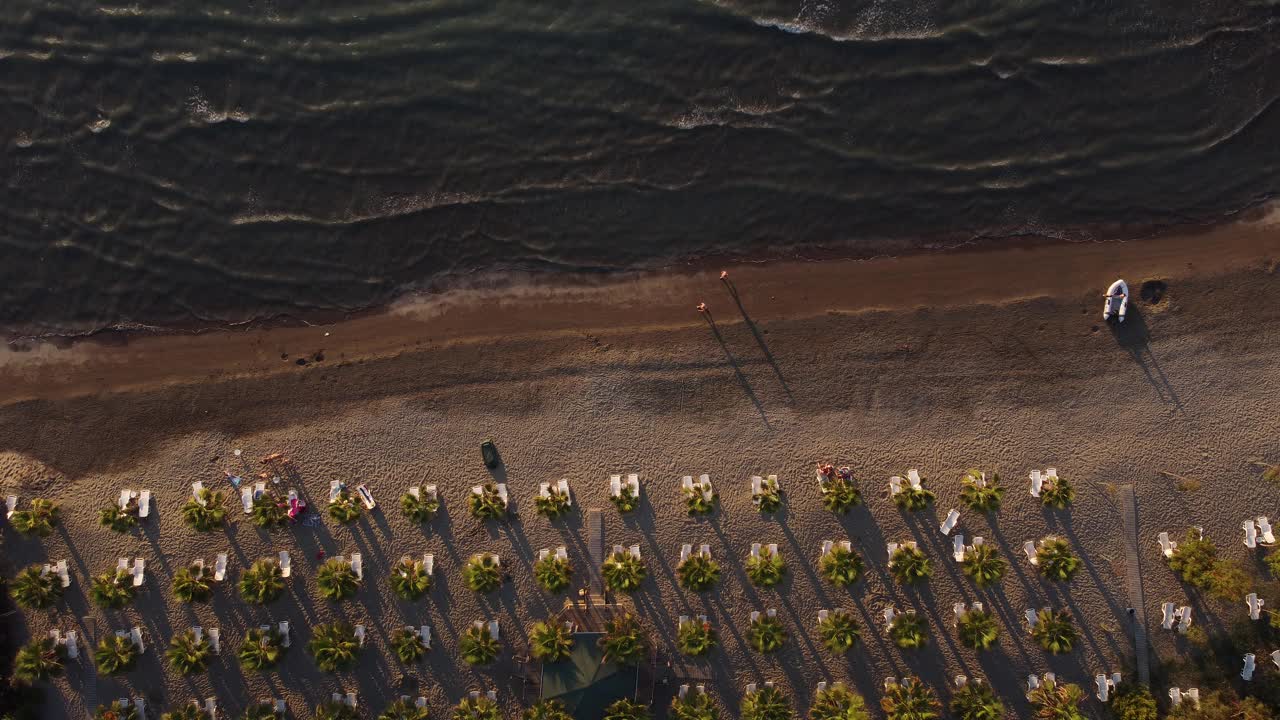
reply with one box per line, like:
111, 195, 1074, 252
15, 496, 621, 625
2, 221, 1280, 718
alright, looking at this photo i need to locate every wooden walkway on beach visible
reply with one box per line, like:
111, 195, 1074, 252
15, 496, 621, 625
1119, 484, 1151, 684
587, 509, 605, 601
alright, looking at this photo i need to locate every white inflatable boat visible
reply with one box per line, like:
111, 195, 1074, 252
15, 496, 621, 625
1103, 279, 1128, 322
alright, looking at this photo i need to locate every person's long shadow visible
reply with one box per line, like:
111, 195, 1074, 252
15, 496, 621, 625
701, 311, 770, 429
721, 279, 793, 402
1109, 306, 1184, 413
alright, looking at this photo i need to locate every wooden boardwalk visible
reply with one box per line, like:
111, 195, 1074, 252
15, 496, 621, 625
1119, 485, 1151, 684
586, 509, 605, 600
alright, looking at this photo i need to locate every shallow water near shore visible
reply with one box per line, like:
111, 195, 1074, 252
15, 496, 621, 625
2, 0, 1278, 335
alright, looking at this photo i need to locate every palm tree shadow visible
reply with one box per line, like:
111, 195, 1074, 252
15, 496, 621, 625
1108, 306, 1183, 413
701, 312, 770, 429
722, 279, 793, 402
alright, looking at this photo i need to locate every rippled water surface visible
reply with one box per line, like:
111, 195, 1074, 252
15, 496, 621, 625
2, 1, 1277, 333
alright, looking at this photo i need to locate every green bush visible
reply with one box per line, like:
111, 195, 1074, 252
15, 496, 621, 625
1041, 475, 1074, 509
524, 700, 573, 720
1028, 680, 1085, 720
599, 614, 648, 665
13, 638, 65, 683
817, 610, 860, 654
535, 486, 572, 518
603, 700, 651, 720
529, 621, 574, 662
95, 701, 140, 720
956, 609, 999, 651
389, 557, 432, 600
747, 615, 787, 653
10, 565, 63, 609
250, 491, 289, 528
468, 483, 507, 520
463, 555, 504, 594
172, 564, 213, 603
309, 623, 360, 671
391, 627, 428, 664
166, 630, 212, 675
611, 485, 639, 513
889, 545, 931, 585
676, 618, 717, 656
959, 471, 1003, 513
602, 550, 646, 593
753, 477, 782, 513
161, 706, 209, 720
1110, 686, 1157, 720
315, 701, 360, 720
1035, 538, 1081, 582
671, 686, 718, 720
684, 480, 717, 515
90, 570, 135, 609
327, 488, 362, 524
1265, 550, 1280, 580
1031, 609, 1077, 654
961, 544, 1006, 587
459, 624, 499, 666
881, 677, 938, 720
316, 558, 361, 600
400, 490, 439, 524
93, 634, 138, 675
240, 702, 280, 720
453, 697, 501, 720
746, 546, 786, 588
380, 699, 430, 720
949, 682, 1003, 720
181, 488, 227, 531
810, 684, 868, 720
893, 484, 934, 512
741, 686, 791, 720
678, 554, 721, 592
238, 628, 285, 670
889, 612, 928, 650
11, 498, 59, 536
534, 555, 572, 593
820, 476, 861, 514
819, 546, 863, 586
239, 559, 285, 604
99, 504, 138, 533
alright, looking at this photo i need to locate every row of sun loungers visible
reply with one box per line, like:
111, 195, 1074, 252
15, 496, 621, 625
679, 544, 712, 563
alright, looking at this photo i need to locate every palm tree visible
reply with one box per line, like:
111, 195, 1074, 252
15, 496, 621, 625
309, 622, 360, 671
892, 481, 935, 512
389, 557, 432, 600
961, 544, 1005, 587
96, 701, 141, 720
327, 487, 362, 524
684, 479, 717, 515
90, 570, 135, 609
315, 701, 360, 720
11, 498, 60, 536
1031, 609, 1077, 654
468, 483, 507, 520
753, 477, 783, 513
391, 627, 428, 664
94, 634, 139, 675
172, 564, 213, 603
818, 546, 863, 586
810, 684, 869, 720
889, 545, 931, 585
1028, 680, 1086, 720
166, 630, 212, 675
453, 697, 501, 720
240, 702, 281, 720
316, 558, 361, 600
746, 546, 786, 588
161, 705, 209, 720
956, 609, 999, 651
747, 614, 787, 653
463, 554, 504, 593
379, 699, 430, 720
400, 489, 440, 524
881, 677, 939, 720
10, 564, 63, 609
676, 618, 717, 657
181, 488, 227, 531
99, 504, 138, 533
238, 627, 285, 670
535, 486, 572, 518
817, 610, 861, 654
1040, 475, 1074, 509
599, 614, 648, 665
603, 699, 651, 720
949, 682, 1003, 720
524, 700, 573, 720
819, 472, 862, 514
533, 554, 572, 593
459, 624, 500, 665
239, 559, 285, 604
602, 550, 647, 593
611, 484, 639, 513
671, 686, 718, 720
959, 470, 1003, 513
677, 554, 721, 592
251, 491, 289, 528
13, 637, 66, 683
528, 621, 574, 662
741, 685, 791, 720
889, 612, 928, 650
1035, 537, 1081, 582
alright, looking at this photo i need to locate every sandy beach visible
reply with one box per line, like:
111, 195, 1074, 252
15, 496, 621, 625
2, 213, 1280, 719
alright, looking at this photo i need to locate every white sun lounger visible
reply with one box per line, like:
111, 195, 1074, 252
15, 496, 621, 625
408, 485, 420, 501
118, 489, 133, 511
132, 558, 145, 587
1029, 470, 1043, 497
698, 475, 713, 501
423, 553, 435, 575
749, 611, 760, 623
1162, 602, 1176, 629
888, 476, 903, 496
1246, 593, 1264, 620
818, 609, 829, 623
1242, 654, 1256, 681
680, 544, 692, 563
558, 479, 571, 505
629, 544, 641, 559
821, 540, 833, 558
495, 483, 509, 507
816, 681, 827, 693
884, 678, 898, 692
625, 474, 639, 496
679, 615, 690, 628
4, 495, 16, 519
204, 697, 216, 716
419, 625, 432, 648
953, 535, 966, 562
766, 608, 776, 618
354, 625, 365, 647
214, 553, 227, 581
1096, 675, 1111, 702
1023, 541, 1039, 565
953, 602, 966, 623
116, 557, 129, 575
940, 508, 960, 535
1177, 606, 1192, 633
610, 475, 623, 497
329, 480, 343, 503
241, 488, 253, 513
350, 553, 363, 580
254, 481, 266, 499
191, 481, 207, 506
907, 469, 922, 489
751, 476, 763, 497
745, 683, 757, 695
138, 490, 151, 518
279, 621, 290, 647
767, 543, 778, 558
887, 542, 899, 560
1026, 675, 1041, 695
540, 481, 552, 499
681, 476, 694, 495
1271, 650, 1280, 669
882, 606, 898, 628
193, 626, 203, 643
1025, 609, 1039, 630
1157, 532, 1176, 558
537, 548, 550, 562
613, 544, 624, 557
65, 630, 78, 658
56, 559, 70, 588
208, 627, 220, 653
1244, 520, 1258, 548
489, 620, 500, 640
1258, 516, 1276, 544
279, 551, 291, 578
678, 684, 689, 700
698, 544, 710, 557
130, 626, 145, 653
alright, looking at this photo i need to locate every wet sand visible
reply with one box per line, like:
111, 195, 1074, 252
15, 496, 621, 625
2, 213, 1279, 718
